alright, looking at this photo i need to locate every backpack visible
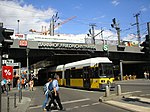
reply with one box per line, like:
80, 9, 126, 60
48, 82, 53, 91
43, 82, 53, 94
43, 83, 48, 94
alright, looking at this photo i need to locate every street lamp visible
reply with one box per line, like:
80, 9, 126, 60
26, 48, 30, 80
17, 20, 20, 34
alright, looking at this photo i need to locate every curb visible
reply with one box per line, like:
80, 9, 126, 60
99, 94, 132, 102
99, 94, 150, 112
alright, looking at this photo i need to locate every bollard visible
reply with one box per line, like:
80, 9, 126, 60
7, 95, 9, 112
21, 88, 22, 100
105, 85, 110, 97
19, 89, 21, 103
117, 85, 121, 96
14, 93, 17, 108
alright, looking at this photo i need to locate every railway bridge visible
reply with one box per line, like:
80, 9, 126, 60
4, 38, 149, 79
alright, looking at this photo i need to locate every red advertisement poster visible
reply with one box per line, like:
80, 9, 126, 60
2, 66, 13, 80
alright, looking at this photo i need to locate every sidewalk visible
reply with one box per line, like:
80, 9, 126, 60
99, 79, 150, 112
115, 79, 150, 85
104, 96, 150, 112
1, 88, 31, 112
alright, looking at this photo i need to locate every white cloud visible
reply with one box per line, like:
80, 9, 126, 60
123, 33, 137, 41
111, 0, 120, 6
74, 4, 82, 10
93, 15, 106, 20
94, 29, 117, 40
0, 0, 57, 34
140, 6, 147, 12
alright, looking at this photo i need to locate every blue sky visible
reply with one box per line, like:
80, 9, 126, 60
0, 0, 150, 42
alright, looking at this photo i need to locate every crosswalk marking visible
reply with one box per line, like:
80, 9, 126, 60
62, 98, 90, 104
29, 98, 90, 109
81, 104, 90, 107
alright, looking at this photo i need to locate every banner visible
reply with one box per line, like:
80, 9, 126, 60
2, 66, 13, 80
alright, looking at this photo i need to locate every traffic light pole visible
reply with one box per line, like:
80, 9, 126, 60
0, 48, 2, 112
147, 22, 150, 36
0, 26, 14, 112
111, 18, 121, 45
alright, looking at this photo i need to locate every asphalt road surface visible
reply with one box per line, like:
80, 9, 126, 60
9, 79, 148, 112
24, 86, 131, 112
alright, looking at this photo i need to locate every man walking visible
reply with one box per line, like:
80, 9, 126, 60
47, 75, 65, 111
42, 78, 57, 111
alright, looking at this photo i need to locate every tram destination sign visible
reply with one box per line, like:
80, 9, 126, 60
38, 42, 96, 50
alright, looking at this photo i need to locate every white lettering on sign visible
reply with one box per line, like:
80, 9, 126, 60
38, 42, 96, 50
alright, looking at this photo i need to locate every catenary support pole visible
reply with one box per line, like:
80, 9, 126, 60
120, 60, 123, 81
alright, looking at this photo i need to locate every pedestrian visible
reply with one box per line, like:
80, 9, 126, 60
1, 80, 6, 93
17, 78, 21, 90
47, 74, 65, 111
7, 79, 11, 91
147, 71, 149, 80
29, 79, 34, 91
21, 78, 25, 89
144, 71, 147, 79
25, 79, 29, 90
42, 78, 57, 111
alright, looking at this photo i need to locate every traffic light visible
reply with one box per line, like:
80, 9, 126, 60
112, 18, 116, 25
0, 27, 14, 48
140, 35, 150, 54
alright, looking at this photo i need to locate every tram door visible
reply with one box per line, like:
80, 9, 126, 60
83, 66, 91, 89
65, 69, 70, 86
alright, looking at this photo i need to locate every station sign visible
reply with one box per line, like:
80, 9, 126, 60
38, 42, 96, 50
103, 45, 108, 51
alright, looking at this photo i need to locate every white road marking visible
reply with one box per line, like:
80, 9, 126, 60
121, 91, 141, 95
92, 102, 100, 105
73, 106, 79, 109
61, 87, 95, 93
29, 98, 90, 109
111, 91, 141, 96
62, 98, 90, 104
81, 104, 90, 107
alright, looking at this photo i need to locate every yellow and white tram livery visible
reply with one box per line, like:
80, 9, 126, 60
48, 57, 115, 90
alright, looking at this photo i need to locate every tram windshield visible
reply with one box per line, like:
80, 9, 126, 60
98, 63, 114, 78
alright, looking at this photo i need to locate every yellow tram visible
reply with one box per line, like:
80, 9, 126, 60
48, 57, 115, 90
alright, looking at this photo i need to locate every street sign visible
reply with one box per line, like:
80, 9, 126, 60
7, 59, 14, 63
103, 45, 108, 51
2, 66, 13, 80
6, 63, 19, 66
2, 59, 14, 65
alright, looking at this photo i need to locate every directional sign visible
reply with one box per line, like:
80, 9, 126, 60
2, 66, 13, 80
6, 63, 19, 66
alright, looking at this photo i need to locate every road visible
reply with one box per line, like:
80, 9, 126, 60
25, 87, 130, 112
6, 79, 149, 112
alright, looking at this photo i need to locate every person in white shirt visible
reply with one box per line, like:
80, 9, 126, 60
47, 75, 65, 111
